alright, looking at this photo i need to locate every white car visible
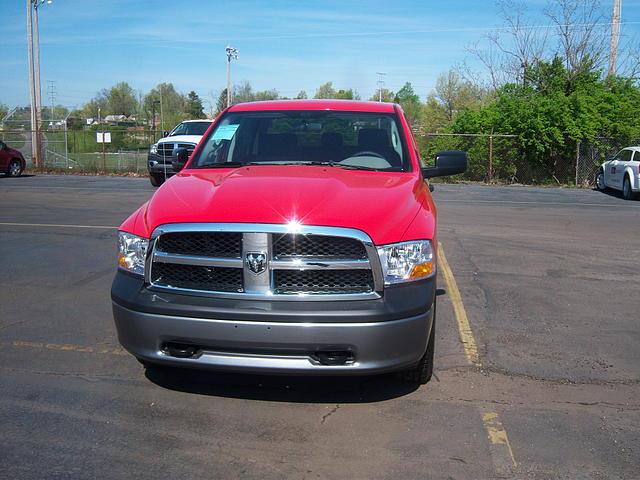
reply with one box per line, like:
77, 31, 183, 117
147, 120, 212, 186
596, 146, 640, 200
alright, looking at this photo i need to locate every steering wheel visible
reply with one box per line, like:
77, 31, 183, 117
345, 151, 385, 160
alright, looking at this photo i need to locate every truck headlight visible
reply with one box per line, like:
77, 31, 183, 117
150, 143, 158, 155
118, 232, 148, 276
377, 240, 435, 284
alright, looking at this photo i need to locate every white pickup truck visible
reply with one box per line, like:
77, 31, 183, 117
147, 119, 212, 186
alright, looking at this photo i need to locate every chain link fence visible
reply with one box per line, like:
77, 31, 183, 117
416, 133, 581, 185
0, 128, 158, 174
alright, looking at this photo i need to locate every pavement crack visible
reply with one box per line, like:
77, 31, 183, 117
320, 404, 340, 424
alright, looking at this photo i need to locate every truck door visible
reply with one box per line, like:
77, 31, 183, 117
612, 149, 633, 188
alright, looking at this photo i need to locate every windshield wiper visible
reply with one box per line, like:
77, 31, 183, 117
329, 162, 380, 171
289, 160, 381, 171
194, 161, 246, 168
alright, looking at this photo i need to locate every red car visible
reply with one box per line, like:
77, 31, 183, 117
0, 141, 26, 177
111, 100, 466, 385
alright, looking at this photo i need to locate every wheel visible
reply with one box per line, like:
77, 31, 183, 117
149, 173, 164, 187
400, 301, 436, 384
622, 175, 634, 200
595, 170, 606, 191
7, 159, 22, 177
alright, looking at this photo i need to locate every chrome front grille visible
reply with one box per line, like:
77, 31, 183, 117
152, 263, 243, 293
146, 223, 383, 300
156, 232, 242, 257
157, 142, 196, 161
274, 270, 374, 295
273, 234, 366, 259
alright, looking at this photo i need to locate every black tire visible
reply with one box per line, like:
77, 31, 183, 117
622, 175, 634, 200
400, 301, 436, 384
7, 159, 23, 177
149, 173, 164, 187
595, 169, 606, 191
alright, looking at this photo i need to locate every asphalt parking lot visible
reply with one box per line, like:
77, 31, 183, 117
1, 174, 638, 480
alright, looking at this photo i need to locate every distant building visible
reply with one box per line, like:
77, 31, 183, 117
104, 114, 127, 123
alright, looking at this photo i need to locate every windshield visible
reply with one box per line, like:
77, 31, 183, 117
189, 111, 409, 171
170, 121, 211, 137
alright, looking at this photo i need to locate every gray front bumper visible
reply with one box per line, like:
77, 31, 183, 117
112, 301, 433, 375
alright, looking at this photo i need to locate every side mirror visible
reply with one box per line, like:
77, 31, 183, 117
422, 151, 467, 179
162, 131, 170, 138
172, 147, 189, 172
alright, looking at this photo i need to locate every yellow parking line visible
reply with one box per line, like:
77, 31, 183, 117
12, 340, 126, 356
0, 222, 116, 229
438, 242, 480, 366
438, 199, 630, 208
482, 412, 518, 471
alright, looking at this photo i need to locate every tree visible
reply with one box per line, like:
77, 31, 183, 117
216, 89, 228, 113
450, 58, 640, 180
434, 70, 486, 121
369, 88, 395, 102
80, 94, 108, 120
185, 91, 205, 119
106, 82, 138, 117
394, 82, 422, 124
295, 90, 308, 99
335, 89, 360, 100
143, 83, 185, 131
253, 88, 279, 101
314, 82, 337, 99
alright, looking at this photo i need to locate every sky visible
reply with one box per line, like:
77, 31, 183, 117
2, 0, 640, 111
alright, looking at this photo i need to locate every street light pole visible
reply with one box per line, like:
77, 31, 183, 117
376, 72, 386, 102
226, 45, 239, 108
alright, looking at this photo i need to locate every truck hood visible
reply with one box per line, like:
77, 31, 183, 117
140, 166, 431, 245
157, 135, 203, 145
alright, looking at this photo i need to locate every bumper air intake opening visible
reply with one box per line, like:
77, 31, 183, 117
312, 350, 355, 366
162, 342, 199, 358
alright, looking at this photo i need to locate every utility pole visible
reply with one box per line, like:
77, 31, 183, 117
226, 45, 239, 108
26, 0, 38, 164
25, 0, 52, 167
376, 72, 386, 102
609, 0, 621, 75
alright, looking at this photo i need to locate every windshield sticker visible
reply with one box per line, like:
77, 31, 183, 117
212, 124, 240, 141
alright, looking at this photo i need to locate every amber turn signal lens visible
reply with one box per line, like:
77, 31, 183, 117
118, 254, 129, 269
409, 261, 434, 279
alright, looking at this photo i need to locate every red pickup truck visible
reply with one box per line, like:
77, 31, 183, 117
111, 99, 466, 384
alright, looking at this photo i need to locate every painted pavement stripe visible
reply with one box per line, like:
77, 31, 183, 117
438, 242, 480, 366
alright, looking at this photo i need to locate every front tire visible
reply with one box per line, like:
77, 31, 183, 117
7, 159, 23, 177
595, 170, 606, 191
400, 302, 436, 384
622, 175, 634, 200
149, 173, 164, 187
